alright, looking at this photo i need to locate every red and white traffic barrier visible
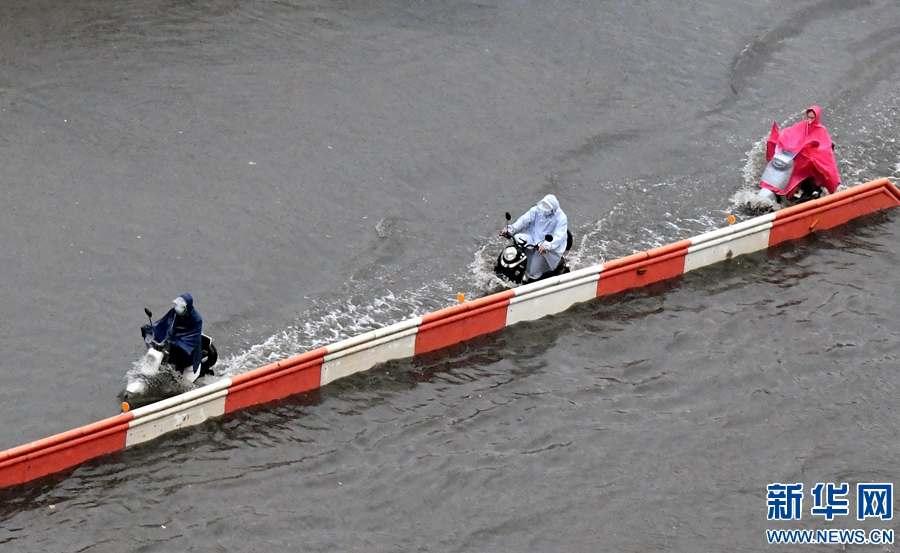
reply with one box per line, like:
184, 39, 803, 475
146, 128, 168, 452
1, 178, 897, 489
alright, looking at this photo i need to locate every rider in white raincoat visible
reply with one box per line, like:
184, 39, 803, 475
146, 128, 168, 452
500, 194, 568, 281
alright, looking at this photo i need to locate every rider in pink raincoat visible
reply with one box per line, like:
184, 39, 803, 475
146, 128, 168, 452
762, 105, 840, 199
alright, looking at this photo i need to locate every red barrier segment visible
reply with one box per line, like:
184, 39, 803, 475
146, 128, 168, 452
417, 291, 514, 326
774, 178, 899, 222
769, 180, 900, 246
224, 357, 324, 413
227, 347, 328, 388
0, 415, 133, 489
597, 241, 691, 297
779, 187, 894, 228
0, 413, 133, 463
648, 239, 695, 259
600, 251, 650, 272
414, 291, 515, 355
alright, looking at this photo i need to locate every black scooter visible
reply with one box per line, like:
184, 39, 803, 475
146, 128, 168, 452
493, 212, 573, 285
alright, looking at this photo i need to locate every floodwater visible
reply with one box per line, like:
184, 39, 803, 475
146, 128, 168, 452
1, 0, 899, 550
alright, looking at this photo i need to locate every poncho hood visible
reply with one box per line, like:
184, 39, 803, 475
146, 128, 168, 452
763, 106, 840, 196
508, 194, 568, 254
150, 293, 204, 371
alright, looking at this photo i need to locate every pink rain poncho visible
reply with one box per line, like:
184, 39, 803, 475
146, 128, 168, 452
762, 105, 841, 198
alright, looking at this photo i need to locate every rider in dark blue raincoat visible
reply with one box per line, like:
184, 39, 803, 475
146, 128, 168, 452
149, 293, 203, 376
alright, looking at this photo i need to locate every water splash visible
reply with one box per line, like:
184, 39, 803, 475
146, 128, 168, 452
123, 352, 196, 401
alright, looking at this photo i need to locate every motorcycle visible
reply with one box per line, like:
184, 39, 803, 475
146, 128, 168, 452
757, 119, 840, 205
123, 307, 218, 400
494, 212, 573, 285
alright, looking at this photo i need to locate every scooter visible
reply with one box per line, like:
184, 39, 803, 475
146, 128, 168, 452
758, 121, 840, 205
123, 308, 218, 400
493, 212, 573, 285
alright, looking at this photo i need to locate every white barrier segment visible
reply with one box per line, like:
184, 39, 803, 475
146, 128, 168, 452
684, 221, 773, 273
687, 213, 776, 247
507, 274, 601, 326
127, 378, 233, 420
372, 317, 422, 340
321, 327, 418, 386
125, 389, 229, 447
510, 264, 605, 297
324, 317, 421, 355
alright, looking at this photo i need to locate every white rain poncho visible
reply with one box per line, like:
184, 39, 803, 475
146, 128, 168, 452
505, 194, 568, 280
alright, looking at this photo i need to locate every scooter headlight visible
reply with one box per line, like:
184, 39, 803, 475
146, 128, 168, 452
502, 246, 518, 262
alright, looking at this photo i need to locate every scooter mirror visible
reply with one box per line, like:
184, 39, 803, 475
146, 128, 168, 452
505, 212, 511, 221
144, 308, 153, 319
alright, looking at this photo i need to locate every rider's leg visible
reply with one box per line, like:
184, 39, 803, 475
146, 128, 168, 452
168, 345, 192, 372
525, 250, 561, 281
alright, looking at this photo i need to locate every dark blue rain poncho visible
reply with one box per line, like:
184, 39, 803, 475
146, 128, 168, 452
149, 293, 203, 373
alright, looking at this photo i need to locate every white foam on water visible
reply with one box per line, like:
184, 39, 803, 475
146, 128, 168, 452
124, 349, 201, 400
216, 277, 460, 376
740, 135, 768, 189
127, 350, 161, 380
123, 368, 194, 401
124, 379, 147, 395
467, 238, 507, 291
565, 219, 606, 268
733, 189, 778, 215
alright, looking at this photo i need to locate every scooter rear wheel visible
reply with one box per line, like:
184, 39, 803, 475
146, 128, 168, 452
201, 338, 217, 376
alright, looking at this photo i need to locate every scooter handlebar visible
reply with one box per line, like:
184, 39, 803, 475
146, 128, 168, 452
505, 234, 553, 249
140, 323, 169, 351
